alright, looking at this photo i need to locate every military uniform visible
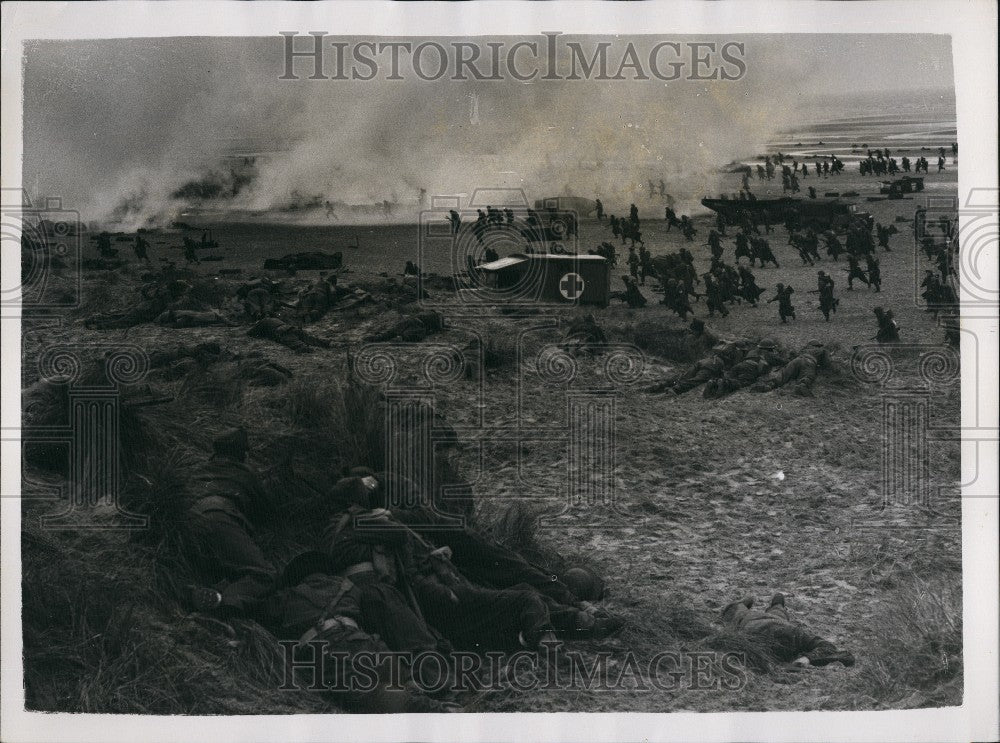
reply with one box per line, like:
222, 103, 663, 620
751, 341, 829, 395
816, 272, 838, 322
721, 595, 854, 667
320, 508, 557, 652
366, 311, 443, 343
874, 307, 900, 343
866, 256, 882, 292
703, 338, 785, 399
184, 432, 277, 617
248, 317, 331, 353
768, 285, 796, 323
648, 350, 727, 395
270, 569, 452, 713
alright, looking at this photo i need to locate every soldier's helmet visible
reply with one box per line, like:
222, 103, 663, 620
330, 470, 380, 508
776, 282, 784, 290
805, 339, 824, 348
757, 337, 779, 350
212, 427, 249, 461
561, 566, 606, 601
817, 270, 826, 276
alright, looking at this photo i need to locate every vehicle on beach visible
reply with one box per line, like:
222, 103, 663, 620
879, 176, 925, 199
700, 194, 873, 232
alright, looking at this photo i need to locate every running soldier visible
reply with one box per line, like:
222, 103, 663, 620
823, 231, 845, 261
844, 255, 870, 290
755, 237, 780, 268
810, 270, 839, 321
767, 283, 795, 323
627, 246, 639, 280
866, 254, 882, 292
873, 306, 900, 343
708, 229, 724, 261
738, 266, 764, 306
703, 273, 730, 318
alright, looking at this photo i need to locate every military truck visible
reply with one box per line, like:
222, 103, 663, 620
700, 194, 873, 232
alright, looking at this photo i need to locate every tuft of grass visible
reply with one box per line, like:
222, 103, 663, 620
628, 320, 707, 362
480, 324, 519, 370
178, 364, 245, 408
860, 573, 963, 706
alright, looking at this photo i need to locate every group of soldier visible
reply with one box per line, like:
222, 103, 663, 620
644, 333, 836, 399
621, 208, 893, 329
94, 228, 217, 267
96, 230, 152, 263
607, 203, 648, 247
176, 422, 855, 714
915, 206, 961, 347
747, 154, 847, 185
595, 180, 956, 373
858, 151, 940, 177
180, 428, 629, 713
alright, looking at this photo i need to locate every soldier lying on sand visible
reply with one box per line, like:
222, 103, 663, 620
720, 594, 855, 668
365, 311, 444, 343
751, 340, 830, 395
322, 473, 624, 652
183, 428, 278, 619
247, 317, 331, 353
269, 558, 459, 713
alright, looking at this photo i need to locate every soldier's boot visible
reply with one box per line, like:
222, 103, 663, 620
805, 641, 856, 668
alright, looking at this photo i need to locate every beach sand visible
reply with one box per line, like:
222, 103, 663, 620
20, 109, 962, 713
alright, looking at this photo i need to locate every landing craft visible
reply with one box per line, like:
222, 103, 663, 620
700, 194, 873, 232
